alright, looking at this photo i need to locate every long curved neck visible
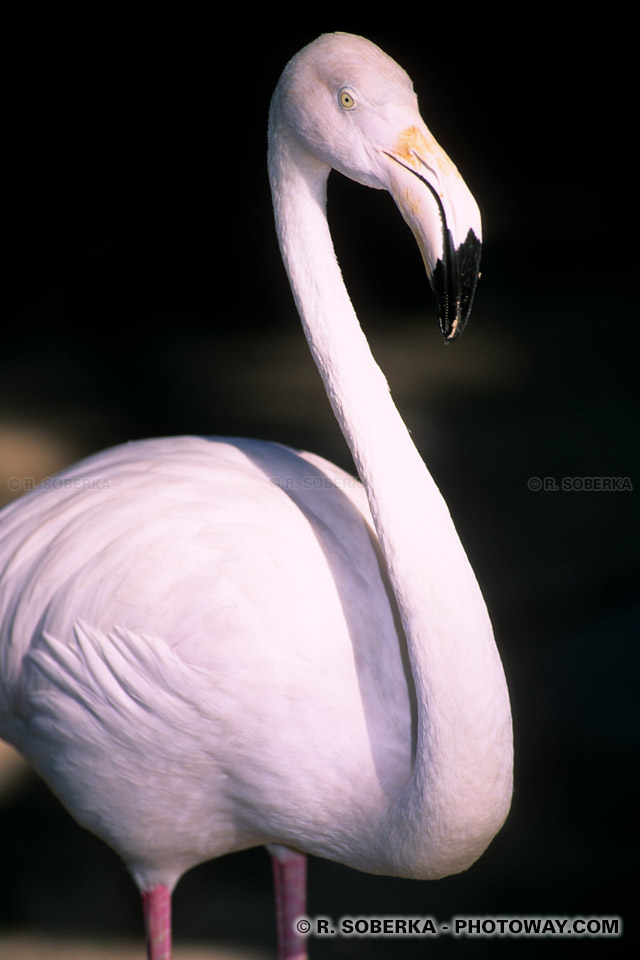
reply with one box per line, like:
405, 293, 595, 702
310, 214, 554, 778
268, 134, 512, 878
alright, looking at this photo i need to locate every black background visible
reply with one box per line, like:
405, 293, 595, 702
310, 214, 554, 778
1, 2, 637, 957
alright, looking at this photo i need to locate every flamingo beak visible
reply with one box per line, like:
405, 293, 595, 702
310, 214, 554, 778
382, 124, 482, 341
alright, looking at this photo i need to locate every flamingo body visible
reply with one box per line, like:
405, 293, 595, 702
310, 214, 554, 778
0, 32, 512, 960
1, 436, 412, 890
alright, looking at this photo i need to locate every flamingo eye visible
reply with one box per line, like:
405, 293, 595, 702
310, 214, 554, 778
338, 88, 356, 110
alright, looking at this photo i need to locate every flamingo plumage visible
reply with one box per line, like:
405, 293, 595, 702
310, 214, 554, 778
0, 33, 512, 960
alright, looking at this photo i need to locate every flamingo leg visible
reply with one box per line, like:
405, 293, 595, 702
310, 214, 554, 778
142, 884, 172, 960
269, 846, 308, 960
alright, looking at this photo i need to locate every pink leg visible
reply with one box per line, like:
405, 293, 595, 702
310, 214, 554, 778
142, 884, 172, 960
269, 845, 308, 960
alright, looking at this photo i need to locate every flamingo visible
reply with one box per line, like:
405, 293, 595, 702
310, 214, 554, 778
0, 32, 513, 960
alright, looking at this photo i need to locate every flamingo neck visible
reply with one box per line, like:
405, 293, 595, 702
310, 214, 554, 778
268, 135, 512, 878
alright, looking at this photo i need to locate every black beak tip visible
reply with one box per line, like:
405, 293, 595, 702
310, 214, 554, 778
431, 229, 482, 343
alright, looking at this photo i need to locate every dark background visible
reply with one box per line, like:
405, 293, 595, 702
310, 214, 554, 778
1, 2, 637, 957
